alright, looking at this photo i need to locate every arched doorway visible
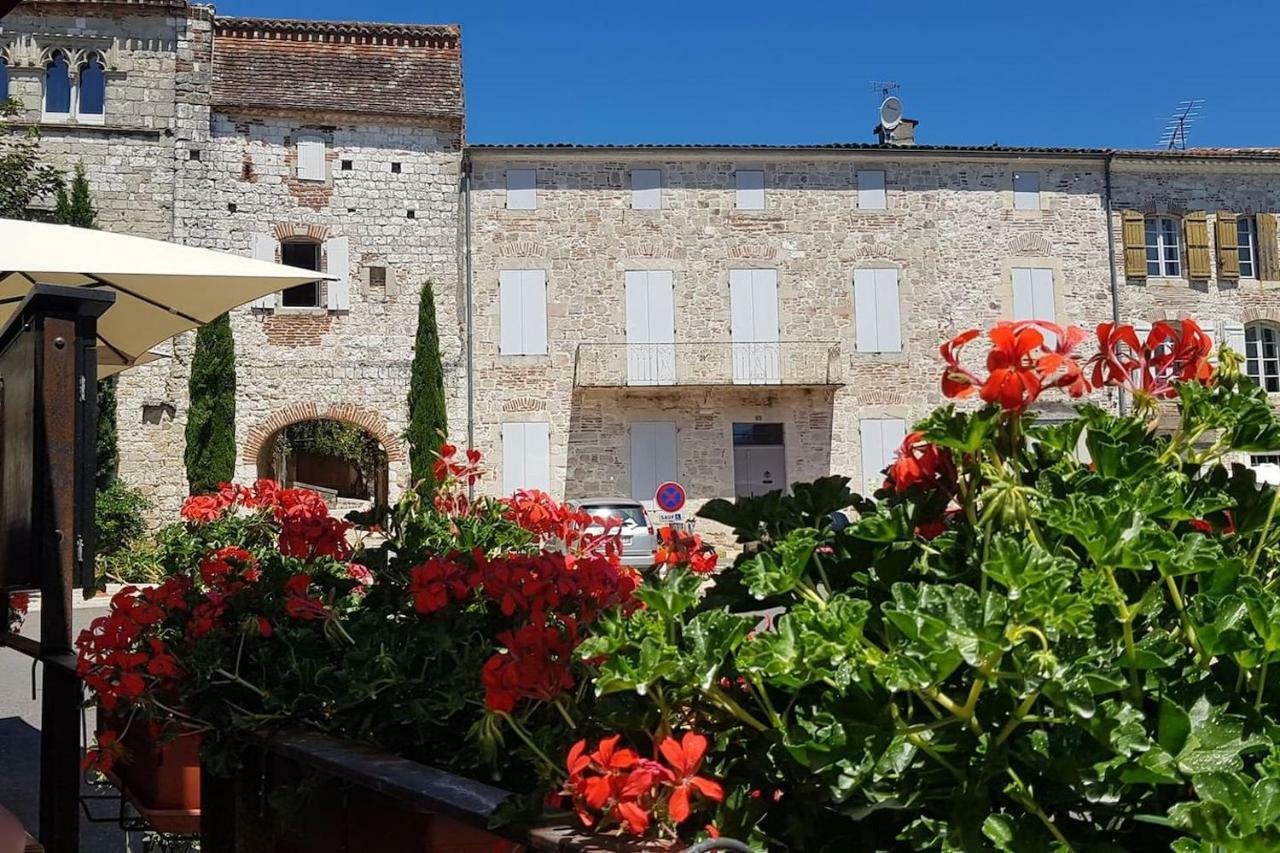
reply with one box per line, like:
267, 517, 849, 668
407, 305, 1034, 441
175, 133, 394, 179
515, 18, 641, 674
261, 418, 389, 507
243, 403, 407, 511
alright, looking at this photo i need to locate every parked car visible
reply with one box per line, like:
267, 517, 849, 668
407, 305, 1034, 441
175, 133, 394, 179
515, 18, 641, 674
572, 498, 658, 569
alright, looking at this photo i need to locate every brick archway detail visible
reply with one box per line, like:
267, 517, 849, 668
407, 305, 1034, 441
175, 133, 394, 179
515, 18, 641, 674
1242, 308, 1280, 326
243, 402, 406, 464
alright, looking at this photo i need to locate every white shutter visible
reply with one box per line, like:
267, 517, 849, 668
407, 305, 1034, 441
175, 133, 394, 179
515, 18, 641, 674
875, 268, 902, 352
502, 422, 551, 495
324, 236, 350, 311
730, 269, 754, 382
1014, 171, 1041, 210
296, 135, 326, 182
860, 418, 905, 493
625, 271, 650, 383
648, 270, 675, 383
1222, 319, 1246, 357
631, 169, 661, 210
1012, 268, 1034, 322
857, 170, 886, 210
1031, 268, 1056, 347
630, 421, 677, 504
522, 270, 547, 354
854, 269, 879, 352
506, 169, 536, 210
250, 234, 277, 310
735, 170, 764, 210
499, 271, 523, 354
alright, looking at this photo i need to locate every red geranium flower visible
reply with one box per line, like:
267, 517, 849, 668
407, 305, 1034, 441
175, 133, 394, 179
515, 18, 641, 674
886, 432, 956, 495
658, 732, 725, 824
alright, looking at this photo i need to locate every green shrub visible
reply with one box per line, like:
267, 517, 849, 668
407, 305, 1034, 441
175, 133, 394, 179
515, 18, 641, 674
185, 313, 236, 494
98, 537, 165, 586
95, 479, 149, 556
407, 280, 447, 491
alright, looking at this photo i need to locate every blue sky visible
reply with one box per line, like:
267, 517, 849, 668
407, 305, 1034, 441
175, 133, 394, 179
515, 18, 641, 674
216, 0, 1280, 149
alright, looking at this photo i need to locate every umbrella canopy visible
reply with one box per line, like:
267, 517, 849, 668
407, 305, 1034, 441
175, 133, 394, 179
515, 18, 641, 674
0, 218, 333, 377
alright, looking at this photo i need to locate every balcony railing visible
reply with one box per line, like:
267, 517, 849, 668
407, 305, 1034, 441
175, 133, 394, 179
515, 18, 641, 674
573, 341, 844, 388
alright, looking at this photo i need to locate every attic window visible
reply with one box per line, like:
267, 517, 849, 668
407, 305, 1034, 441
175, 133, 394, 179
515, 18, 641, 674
341, 159, 353, 171
295, 134, 326, 182
406, 209, 416, 219
391, 162, 402, 173
369, 266, 387, 290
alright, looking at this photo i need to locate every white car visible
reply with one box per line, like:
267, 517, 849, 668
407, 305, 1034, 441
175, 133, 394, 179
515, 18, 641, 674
573, 499, 659, 569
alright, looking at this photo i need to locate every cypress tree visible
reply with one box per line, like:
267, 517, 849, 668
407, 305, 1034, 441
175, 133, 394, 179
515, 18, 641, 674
53, 163, 116, 489
407, 281, 448, 490
185, 314, 237, 494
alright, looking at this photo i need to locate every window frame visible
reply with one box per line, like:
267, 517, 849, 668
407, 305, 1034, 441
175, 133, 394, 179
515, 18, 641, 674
735, 170, 765, 210
278, 240, 323, 309
42, 50, 73, 121
1013, 171, 1041, 211
1246, 322, 1280, 393
499, 269, 548, 355
76, 52, 106, 124
857, 170, 887, 210
1238, 215, 1259, 279
1145, 216, 1182, 278
294, 133, 327, 183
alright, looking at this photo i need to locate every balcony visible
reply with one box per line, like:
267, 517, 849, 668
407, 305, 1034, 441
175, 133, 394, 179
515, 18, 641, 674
573, 341, 844, 388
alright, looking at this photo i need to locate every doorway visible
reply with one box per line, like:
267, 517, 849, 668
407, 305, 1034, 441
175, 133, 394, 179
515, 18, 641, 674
733, 422, 785, 497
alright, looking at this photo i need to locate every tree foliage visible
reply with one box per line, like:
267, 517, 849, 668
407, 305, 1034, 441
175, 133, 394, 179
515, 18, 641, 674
407, 280, 448, 490
185, 314, 236, 494
0, 98, 62, 219
55, 161, 96, 226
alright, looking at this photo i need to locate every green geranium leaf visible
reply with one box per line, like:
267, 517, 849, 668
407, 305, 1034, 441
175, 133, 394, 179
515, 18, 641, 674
740, 528, 820, 598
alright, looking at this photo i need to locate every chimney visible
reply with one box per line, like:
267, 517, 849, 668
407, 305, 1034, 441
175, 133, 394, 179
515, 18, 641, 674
875, 117, 918, 146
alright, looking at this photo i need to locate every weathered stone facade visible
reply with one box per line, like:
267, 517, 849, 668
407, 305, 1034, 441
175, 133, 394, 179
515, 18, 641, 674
7, 1, 1280, 539
2, 1, 465, 518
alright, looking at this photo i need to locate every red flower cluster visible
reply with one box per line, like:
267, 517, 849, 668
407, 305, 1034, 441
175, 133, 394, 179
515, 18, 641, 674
1090, 319, 1214, 400
885, 432, 957, 495
83, 730, 125, 774
76, 578, 193, 712
407, 548, 639, 712
283, 574, 331, 622
179, 479, 352, 561
481, 623, 577, 713
941, 321, 1089, 412
654, 527, 718, 574
5, 591, 28, 632
941, 319, 1216, 412
503, 490, 623, 563
560, 732, 725, 837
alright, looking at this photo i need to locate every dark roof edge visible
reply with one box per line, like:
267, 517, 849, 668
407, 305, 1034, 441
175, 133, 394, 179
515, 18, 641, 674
213, 15, 460, 42
464, 143, 1280, 163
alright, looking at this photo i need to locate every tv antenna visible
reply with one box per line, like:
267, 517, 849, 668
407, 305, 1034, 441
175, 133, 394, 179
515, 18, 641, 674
869, 80, 901, 98
1159, 99, 1204, 150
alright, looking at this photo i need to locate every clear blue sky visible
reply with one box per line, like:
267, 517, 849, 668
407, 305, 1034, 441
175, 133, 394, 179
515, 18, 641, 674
215, 0, 1280, 149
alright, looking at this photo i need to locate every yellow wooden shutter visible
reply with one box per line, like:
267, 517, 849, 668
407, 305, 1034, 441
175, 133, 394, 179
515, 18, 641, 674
1122, 210, 1147, 278
1185, 212, 1212, 279
1216, 212, 1240, 280
1258, 213, 1280, 281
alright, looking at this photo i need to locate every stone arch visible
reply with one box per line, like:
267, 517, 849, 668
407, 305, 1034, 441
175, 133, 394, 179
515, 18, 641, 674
273, 222, 331, 242
1242, 308, 1280, 326
243, 402, 405, 465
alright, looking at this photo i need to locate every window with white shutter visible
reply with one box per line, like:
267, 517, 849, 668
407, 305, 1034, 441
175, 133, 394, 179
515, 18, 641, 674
853, 268, 902, 353
860, 418, 906, 494
506, 169, 537, 210
499, 270, 548, 355
1012, 268, 1057, 346
630, 421, 678, 504
735, 170, 764, 210
631, 169, 661, 210
1014, 171, 1041, 210
250, 234, 278, 310
324, 236, 350, 311
857, 171, 886, 210
625, 270, 675, 384
295, 135, 326, 182
502, 422, 551, 495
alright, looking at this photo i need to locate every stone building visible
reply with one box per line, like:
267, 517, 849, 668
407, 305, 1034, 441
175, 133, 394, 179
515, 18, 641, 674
5, 0, 1280, 533
1, 0, 467, 517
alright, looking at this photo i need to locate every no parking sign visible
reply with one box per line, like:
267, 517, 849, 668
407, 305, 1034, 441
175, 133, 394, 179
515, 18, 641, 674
655, 481, 686, 513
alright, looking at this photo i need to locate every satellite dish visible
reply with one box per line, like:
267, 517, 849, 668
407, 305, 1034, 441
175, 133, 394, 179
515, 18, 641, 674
879, 96, 903, 130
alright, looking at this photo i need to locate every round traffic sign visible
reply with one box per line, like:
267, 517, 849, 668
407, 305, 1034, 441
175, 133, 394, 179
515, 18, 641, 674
655, 481, 686, 513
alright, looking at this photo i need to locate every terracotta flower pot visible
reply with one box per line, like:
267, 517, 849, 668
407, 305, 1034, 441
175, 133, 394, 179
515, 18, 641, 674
114, 724, 203, 812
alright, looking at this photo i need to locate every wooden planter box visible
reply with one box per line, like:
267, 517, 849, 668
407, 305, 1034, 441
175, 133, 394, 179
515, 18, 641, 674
198, 731, 685, 853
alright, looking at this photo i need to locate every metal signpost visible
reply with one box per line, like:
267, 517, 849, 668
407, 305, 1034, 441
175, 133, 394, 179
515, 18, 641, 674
0, 285, 113, 853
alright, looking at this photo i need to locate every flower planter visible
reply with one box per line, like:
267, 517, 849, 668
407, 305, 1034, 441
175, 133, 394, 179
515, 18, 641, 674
97, 711, 202, 833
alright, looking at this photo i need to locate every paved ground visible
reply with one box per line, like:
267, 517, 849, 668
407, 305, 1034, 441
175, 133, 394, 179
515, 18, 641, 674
1, 597, 139, 852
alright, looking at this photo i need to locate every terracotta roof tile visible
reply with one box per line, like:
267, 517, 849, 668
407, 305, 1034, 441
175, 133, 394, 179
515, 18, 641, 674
212, 16, 463, 121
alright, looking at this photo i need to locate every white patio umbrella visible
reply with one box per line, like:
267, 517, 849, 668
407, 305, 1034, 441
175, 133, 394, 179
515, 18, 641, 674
0, 218, 333, 377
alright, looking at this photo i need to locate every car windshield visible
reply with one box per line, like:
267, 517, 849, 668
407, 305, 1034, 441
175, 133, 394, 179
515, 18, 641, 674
582, 505, 647, 528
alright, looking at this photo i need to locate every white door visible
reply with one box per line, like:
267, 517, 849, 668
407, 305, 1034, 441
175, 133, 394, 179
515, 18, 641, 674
630, 421, 678, 505
730, 269, 780, 383
733, 446, 785, 497
1012, 268, 1056, 347
625, 271, 675, 384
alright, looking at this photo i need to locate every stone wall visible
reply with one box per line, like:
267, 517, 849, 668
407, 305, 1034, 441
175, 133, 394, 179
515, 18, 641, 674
466, 152, 1116, 530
